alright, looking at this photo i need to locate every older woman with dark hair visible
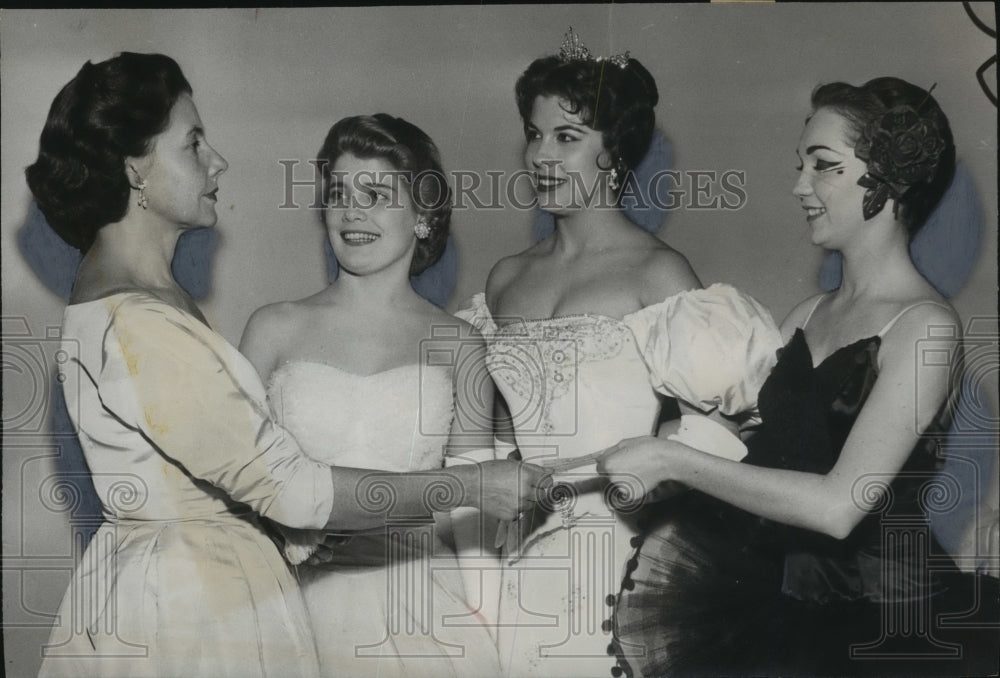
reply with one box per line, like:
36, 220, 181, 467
602, 77, 1000, 677
28, 55, 545, 678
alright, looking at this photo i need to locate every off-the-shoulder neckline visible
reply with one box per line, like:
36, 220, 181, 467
494, 312, 632, 331
477, 283, 740, 330
477, 297, 645, 331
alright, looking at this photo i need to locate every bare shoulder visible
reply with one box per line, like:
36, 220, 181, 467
637, 243, 702, 304
877, 298, 961, 428
881, 298, 961, 357
239, 299, 311, 378
241, 300, 305, 344
779, 293, 827, 341
243, 286, 337, 335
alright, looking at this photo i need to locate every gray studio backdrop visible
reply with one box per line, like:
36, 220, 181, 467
2, 5, 996, 677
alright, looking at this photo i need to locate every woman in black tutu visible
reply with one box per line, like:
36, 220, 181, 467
599, 77, 999, 677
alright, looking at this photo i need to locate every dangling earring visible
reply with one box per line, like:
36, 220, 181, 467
609, 158, 627, 193
137, 180, 149, 210
608, 168, 620, 192
414, 219, 431, 240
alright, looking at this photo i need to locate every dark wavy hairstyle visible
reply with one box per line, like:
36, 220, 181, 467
811, 77, 955, 237
25, 53, 192, 252
317, 114, 451, 276
515, 54, 659, 185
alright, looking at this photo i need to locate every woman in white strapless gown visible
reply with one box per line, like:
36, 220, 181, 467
264, 361, 501, 677
456, 299, 683, 678
241, 115, 507, 678
455, 32, 707, 677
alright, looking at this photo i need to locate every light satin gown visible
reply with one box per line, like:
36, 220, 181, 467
40, 292, 335, 678
267, 359, 501, 678
459, 293, 664, 678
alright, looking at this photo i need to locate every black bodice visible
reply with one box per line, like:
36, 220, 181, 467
745, 328, 945, 604
611, 329, 998, 678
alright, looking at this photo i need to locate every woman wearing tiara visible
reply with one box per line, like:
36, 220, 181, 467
241, 114, 507, 678
29, 54, 545, 678
456, 30, 769, 677
601, 77, 1000, 677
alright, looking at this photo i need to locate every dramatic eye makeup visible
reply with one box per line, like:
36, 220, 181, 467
794, 145, 845, 173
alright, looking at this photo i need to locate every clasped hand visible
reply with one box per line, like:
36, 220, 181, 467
597, 435, 678, 496
475, 459, 552, 522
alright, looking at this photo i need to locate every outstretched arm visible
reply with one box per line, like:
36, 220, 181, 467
601, 304, 960, 539
323, 461, 544, 530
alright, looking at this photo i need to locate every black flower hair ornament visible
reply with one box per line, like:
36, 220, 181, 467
853, 95, 950, 221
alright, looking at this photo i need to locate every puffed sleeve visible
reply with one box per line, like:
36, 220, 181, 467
96, 294, 334, 529
623, 283, 783, 420
453, 293, 497, 336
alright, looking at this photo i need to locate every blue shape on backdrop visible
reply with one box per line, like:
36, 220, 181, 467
621, 129, 676, 234
819, 163, 983, 297
50, 377, 102, 547
170, 228, 220, 299
325, 233, 458, 308
927, 373, 997, 566
532, 209, 557, 243
18, 202, 80, 299
818, 250, 844, 294
411, 236, 459, 308
18, 201, 219, 301
909, 163, 983, 298
533, 130, 675, 242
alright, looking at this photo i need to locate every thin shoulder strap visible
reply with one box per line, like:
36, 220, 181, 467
801, 294, 826, 330
877, 300, 952, 338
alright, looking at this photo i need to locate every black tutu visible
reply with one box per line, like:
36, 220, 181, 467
613, 492, 999, 677
610, 330, 1000, 677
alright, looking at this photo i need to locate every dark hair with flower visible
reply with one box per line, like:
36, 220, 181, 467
812, 77, 955, 237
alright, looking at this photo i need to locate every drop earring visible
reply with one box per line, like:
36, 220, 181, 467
137, 180, 149, 210
608, 168, 620, 192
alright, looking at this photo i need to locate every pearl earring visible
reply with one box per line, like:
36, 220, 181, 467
414, 220, 431, 240
137, 180, 149, 210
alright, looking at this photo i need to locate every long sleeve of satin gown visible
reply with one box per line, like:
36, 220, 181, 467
95, 293, 334, 529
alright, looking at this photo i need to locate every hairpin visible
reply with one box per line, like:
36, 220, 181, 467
559, 27, 630, 69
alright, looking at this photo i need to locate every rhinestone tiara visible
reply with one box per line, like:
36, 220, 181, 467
558, 27, 630, 69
